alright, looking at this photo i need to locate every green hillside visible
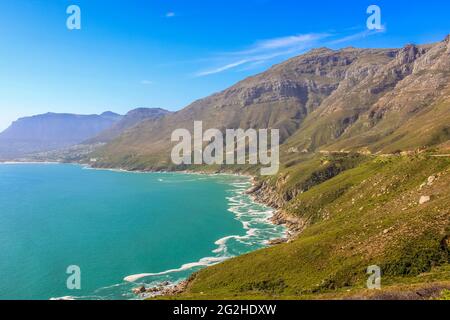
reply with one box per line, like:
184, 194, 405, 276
84, 36, 450, 300
171, 154, 450, 299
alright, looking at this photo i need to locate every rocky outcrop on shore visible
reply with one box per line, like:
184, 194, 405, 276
133, 280, 189, 298
246, 179, 304, 240
270, 210, 304, 239
130, 173, 305, 298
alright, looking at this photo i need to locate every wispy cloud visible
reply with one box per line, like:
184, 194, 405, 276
328, 26, 386, 45
165, 12, 175, 18
195, 33, 328, 77
246, 33, 327, 52
196, 60, 250, 77
141, 80, 154, 85
194, 28, 385, 77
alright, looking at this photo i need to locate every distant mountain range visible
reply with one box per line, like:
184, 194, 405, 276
0, 108, 170, 160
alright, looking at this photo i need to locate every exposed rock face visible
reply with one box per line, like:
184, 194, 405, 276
287, 38, 450, 153
248, 179, 305, 237
133, 280, 189, 298
132, 286, 146, 294
95, 36, 450, 169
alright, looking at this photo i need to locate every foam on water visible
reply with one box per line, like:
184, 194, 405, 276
122, 177, 286, 293
6, 166, 286, 300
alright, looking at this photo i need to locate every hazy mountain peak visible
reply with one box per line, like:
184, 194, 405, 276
0, 112, 123, 160
86, 107, 172, 144
126, 107, 169, 116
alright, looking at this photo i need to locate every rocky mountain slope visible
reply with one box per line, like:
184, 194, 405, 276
92, 36, 450, 170
285, 36, 450, 154
0, 111, 122, 159
87, 108, 171, 143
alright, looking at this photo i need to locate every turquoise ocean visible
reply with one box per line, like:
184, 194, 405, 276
0, 163, 285, 300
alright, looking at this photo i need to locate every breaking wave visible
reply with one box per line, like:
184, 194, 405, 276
122, 177, 286, 293
63, 172, 286, 300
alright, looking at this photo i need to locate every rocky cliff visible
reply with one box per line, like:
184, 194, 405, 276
93, 36, 450, 170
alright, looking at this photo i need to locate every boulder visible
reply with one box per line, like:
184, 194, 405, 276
419, 195, 431, 205
132, 286, 146, 294
268, 238, 288, 245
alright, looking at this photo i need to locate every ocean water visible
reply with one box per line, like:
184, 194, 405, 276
0, 163, 285, 300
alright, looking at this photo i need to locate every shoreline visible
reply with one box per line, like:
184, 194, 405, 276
4, 160, 299, 236
0, 161, 62, 165
85, 163, 297, 234
4, 160, 296, 299
135, 175, 302, 299
84, 165, 294, 298
138, 175, 302, 299
247, 180, 304, 240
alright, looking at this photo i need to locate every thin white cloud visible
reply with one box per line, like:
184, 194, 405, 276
194, 28, 386, 77
141, 80, 154, 85
228, 33, 328, 56
254, 34, 326, 51
166, 12, 175, 18
328, 26, 386, 45
195, 33, 327, 77
196, 60, 250, 77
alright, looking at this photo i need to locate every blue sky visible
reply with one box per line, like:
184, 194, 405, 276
0, 0, 449, 131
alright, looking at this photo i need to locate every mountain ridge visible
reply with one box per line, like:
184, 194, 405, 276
90, 36, 450, 170
86, 107, 171, 144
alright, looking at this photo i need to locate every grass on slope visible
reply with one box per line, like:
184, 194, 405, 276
171, 155, 450, 299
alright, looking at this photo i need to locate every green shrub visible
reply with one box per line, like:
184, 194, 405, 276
440, 289, 450, 300
382, 233, 450, 276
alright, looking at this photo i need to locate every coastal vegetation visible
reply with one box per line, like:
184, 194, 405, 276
90, 36, 450, 299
